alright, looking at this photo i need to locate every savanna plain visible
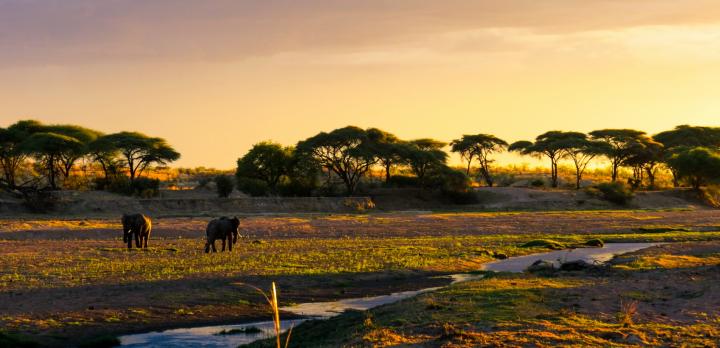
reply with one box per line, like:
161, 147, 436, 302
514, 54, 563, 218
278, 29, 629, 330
1, 209, 719, 347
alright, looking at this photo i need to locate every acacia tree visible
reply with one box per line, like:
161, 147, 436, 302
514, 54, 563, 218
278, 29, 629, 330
509, 131, 569, 188
99, 132, 180, 182
405, 138, 447, 183
450, 134, 507, 187
667, 147, 720, 190
654, 125, 720, 187
22, 132, 84, 190
589, 129, 649, 182
366, 128, 405, 183
236, 141, 293, 192
555, 132, 607, 190
0, 120, 44, 188
87, 136, 123, 179
623, 138, 664, 189
296, 126, 376, 195
44, 125, 102, 179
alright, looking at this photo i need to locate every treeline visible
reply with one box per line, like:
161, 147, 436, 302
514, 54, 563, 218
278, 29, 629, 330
0, 120, 180, 194
233, 125, 720, 197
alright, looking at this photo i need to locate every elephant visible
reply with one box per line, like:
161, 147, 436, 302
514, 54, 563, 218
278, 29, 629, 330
205, 216, 241, 253
122, 213, 152, 249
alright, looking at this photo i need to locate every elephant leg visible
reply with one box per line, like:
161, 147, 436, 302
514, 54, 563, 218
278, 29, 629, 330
127, 234, 133, 249
227, 234, 233, 252
143, 234, 148, 248
211, 240, 217, 253
221, 238, 226, 252
135, 233, 141, 248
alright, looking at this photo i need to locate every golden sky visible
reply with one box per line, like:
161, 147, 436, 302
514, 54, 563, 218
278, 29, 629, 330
1, 1, 720, 168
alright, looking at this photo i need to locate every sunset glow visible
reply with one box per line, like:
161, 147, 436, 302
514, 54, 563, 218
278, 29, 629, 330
1, 1, 719, 168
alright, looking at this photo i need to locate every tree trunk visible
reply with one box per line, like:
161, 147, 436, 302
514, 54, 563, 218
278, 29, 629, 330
575, 166, 581, 190
385, 163, 391, 183
480, 166, 493, 187
48, 155, 57, 190
611, 162, 619, 182
645, 166, 655, 190
671, 169, 680, 188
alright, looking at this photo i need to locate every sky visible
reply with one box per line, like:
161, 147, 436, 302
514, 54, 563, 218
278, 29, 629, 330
1, 0, 720, 168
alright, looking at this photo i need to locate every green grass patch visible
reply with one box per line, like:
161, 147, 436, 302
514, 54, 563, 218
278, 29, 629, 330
520, 239, 567, 250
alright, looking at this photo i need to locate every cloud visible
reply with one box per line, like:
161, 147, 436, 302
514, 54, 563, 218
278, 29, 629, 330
1, 0, 720, 66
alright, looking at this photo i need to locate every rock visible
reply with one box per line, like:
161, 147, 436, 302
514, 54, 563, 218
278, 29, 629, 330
584, 238, 604, 247
559, 260, 594, 271
526, 260, 555, 273
600, 331, 625, 342
493, 252, 508, 260
625, 334, 644, 345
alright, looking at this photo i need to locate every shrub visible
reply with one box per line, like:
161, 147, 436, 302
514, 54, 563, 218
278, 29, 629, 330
586, 182, 634, 205
22, 190, 61, 213
130, 177, 160, 197
215, 175, 234, 198
278, 178, 316, 197
387, 175, 420, 188
530, 179, 545, 187
430, 167, 479, 204
101, 176, 159, 197
236, 176, 269, 197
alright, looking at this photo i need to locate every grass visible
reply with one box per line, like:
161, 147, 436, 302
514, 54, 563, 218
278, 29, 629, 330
246, 269, 720, 347
2, 211, 720, 346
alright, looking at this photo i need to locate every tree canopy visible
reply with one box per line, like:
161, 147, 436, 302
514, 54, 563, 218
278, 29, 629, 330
236, 141, 293, 192
296, 126, 377, 195
589, 129, 650, 182
667, 147, 720, 190
510, 131, 572, 188
450, 134, 507, 187
98, 132, 180, 182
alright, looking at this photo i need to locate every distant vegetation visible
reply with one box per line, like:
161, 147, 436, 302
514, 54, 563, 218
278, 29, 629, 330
235, 124, 720, 198
1, 120, 719, 199
0, 119, 179, 196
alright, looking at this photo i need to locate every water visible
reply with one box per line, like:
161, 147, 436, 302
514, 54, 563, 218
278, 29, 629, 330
119, 319, 306, 348
119, 243, 656, 347
481, 242, 656, 273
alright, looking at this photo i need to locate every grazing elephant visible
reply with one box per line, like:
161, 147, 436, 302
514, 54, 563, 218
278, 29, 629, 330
122, 213, 152, 249
205, 216, 241, 253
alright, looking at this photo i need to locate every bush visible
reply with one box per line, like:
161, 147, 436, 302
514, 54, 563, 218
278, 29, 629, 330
236, 176, 269, 197
430, 167, 479, 204
530, 179, 545, 187
586, 182, 634, 205
278, 179, 317, 197
22, 190, 61, 213
215, 175, 234, 198
387, 175, 421, 188
100, 176, 160, 197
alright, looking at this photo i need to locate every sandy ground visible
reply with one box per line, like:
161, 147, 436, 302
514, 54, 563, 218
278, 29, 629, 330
0, 209, 718, 240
